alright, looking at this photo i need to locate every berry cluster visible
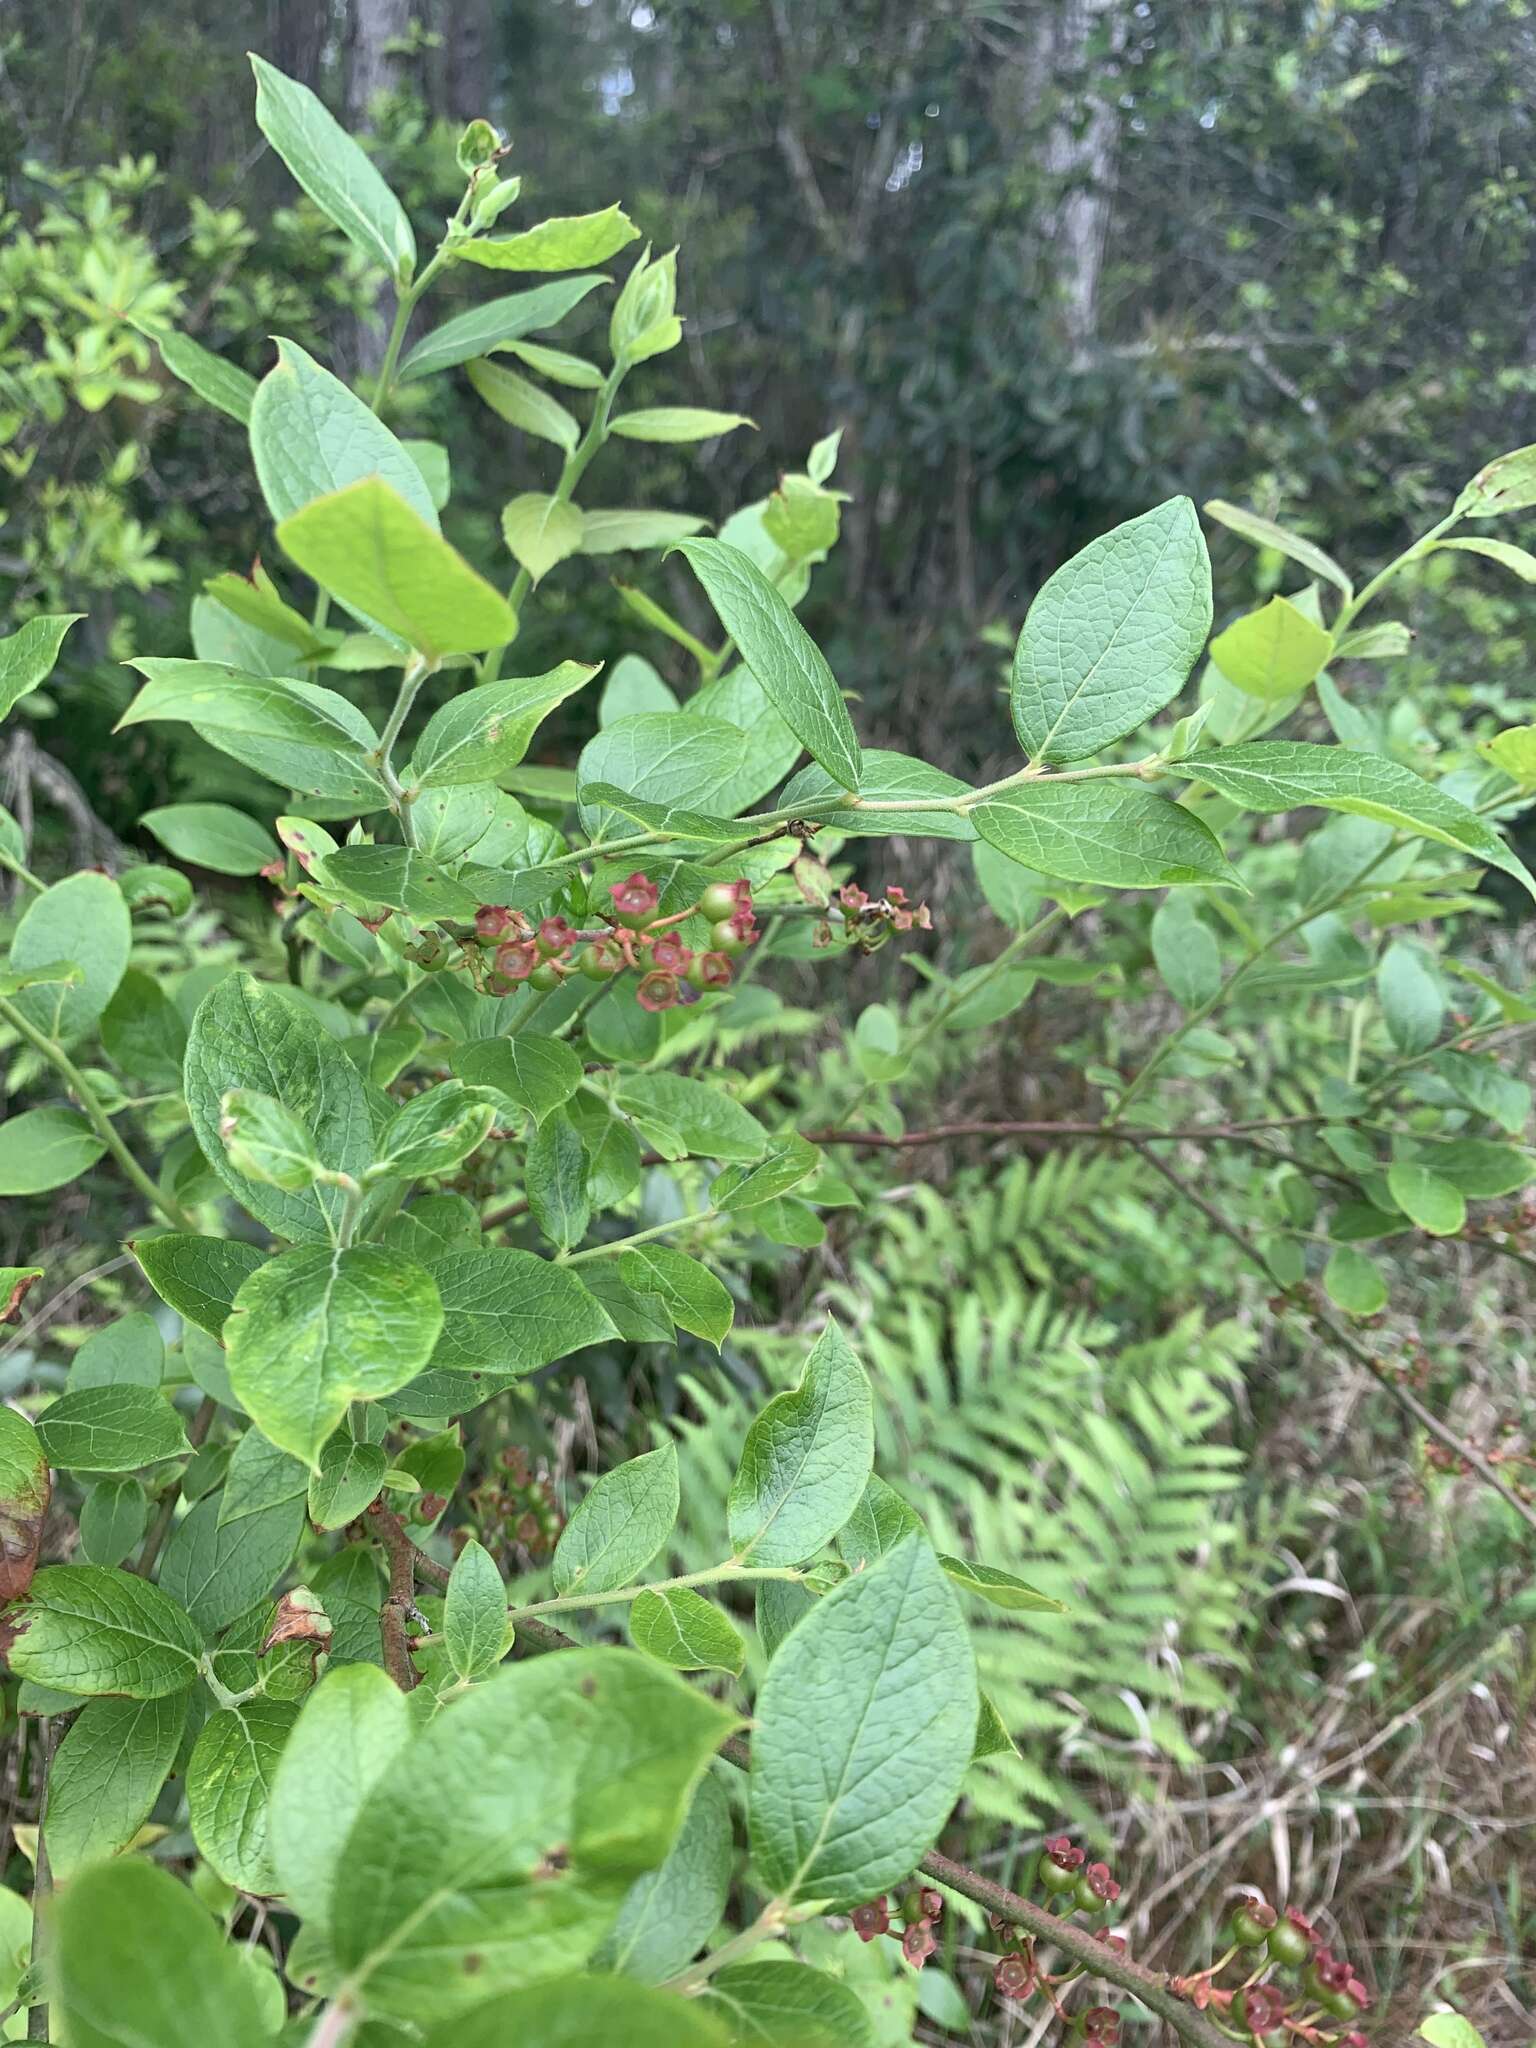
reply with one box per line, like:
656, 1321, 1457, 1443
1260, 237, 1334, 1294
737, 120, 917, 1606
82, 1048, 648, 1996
850, 1883, 945, 1969
1171, 1898, 1373, 2044
460, 1446, 565, 1563
813, 881, 934, 953
473, 874, 757, 1009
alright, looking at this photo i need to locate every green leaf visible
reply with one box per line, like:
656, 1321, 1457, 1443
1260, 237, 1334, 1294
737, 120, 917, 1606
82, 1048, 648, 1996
468, 357, 580, 451
0, 1108, 106, 1194
130, 1233, 265, 1339
712, 1134, 822, 1214
250, 53, 414, 277
618, 1246, 732, 1347
610, 408, 755, 443
372, 1081, 496, 1180
219, 1428, 308, 1526
749, 1535, 976, 1907
526, 1112, 591, 1251
1434, 535, 1536, 582
727, 1321, 873, 1567
615, 1072, 768, 1165
456, 204, 639, 271
501, 492, 587, 582
937, 1555, 1067, 1613
406, 437, 452, 510
676, 539, 860, 789
973, 1691, 1020, 1762
270, 1663, 413, 1941
1455, 442, 1536, 517
630, 1587, 745, 1675
780, 751, 975, 841
204, 563, 332, 654
68, 1315, 162, 1395
1432, 1050, 1530, 1133
0, 1407, 49, 1601
150, 326, 258, 422
1377, 940, 1445, 1054
445, 1538, 510, 1680
583, 508, 710, 555
1187, 742, 1536, 900
426, 1245, 616, 1371
507, 339, 605, 388
0, 1265, 43, 1324
225, 1245, 444, 1468
188, 1697, 299, 1894
974, 782, 1236, 890
51, 1856, 272, 2048
421, 1979, 729, 2048
219, 1086, 327, 1191
184, 973, 374, 1242
1335, 620, 1412, 660
330, 1648, 736, 2020
577, 713, 752, 835
452, 1033, 583, 1126
278, 478, 517, 660
1209, 594, 1333, 700
307, 1432, 388, 1529
1418, 2016, 1487, 2048
1, 1564, 202, 1697
1323, 1243, 1388, 1316
595, 1768, 733, 1984
120, 660, 386, 806
79, 1476, 149, 1566
409, 662, 597, 787
1480, 724, 1536, 789
837, 1475, 923, 1570
1423, 1139, 1534, 1199
6, 870, 130, 1042
1386, 1160, 1466, 1237
1151, 893, 1221, 1009
161, 1488, 304, 1636
1013, 498, 1211, 763
398, 277, 609, 383
101, 968, 189, 1086
313, 844, 480, 920
250, 338, 436, 540
35, 1387, 186, 1473
140, 801, 280, 876
553, 1442, 679, 1596
700, 1962, 876, 2048
1203, 498, 1352, 594
44, 1691, 188, 1881
0, 613, 84, 721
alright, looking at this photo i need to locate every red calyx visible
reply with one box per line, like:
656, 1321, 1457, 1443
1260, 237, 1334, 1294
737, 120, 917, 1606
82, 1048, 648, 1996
611, 871, 659, 918
1083, 2007, 1121, 2045
900, 1921, 935, 1968
918, 1887, 944, 1923
537, 915, 579, 956
850, 1898, 889, 1942
636, 970, 680, 1012
650, 934, 693, 973
1083, 1861, 1118, 1903
493, 939, 538, 982
476, 904, 517, 939
994, 1952, 1033, 1999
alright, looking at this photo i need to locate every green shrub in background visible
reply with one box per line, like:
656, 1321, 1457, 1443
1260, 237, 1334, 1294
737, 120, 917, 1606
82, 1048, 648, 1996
0, 51, 1532, 2048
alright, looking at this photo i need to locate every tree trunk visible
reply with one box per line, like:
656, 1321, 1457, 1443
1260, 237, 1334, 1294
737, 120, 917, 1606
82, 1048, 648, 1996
347, 0, 413, 127
267, 0, 331, 94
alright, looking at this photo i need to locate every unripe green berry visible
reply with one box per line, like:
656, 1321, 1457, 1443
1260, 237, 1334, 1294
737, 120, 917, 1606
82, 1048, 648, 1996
1230, 1901, 1277, 1949
578, 943, 620, 980
698, 881, 742, 921
710, 918, 750, 955
1267, 1919, 1312, 1968
1038, 1855, 1079, 1897
529, 963, 561, 992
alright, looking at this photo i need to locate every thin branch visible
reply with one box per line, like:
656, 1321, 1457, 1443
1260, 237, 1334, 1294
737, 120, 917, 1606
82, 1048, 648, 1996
805, 1117, 1322, 1150
367, 1502, 423, 1690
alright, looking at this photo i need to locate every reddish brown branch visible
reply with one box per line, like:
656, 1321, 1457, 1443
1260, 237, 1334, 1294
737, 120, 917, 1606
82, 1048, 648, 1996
368, 1502, 429, 1690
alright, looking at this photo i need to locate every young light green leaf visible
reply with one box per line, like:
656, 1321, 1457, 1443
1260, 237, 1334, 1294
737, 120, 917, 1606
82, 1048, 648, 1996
1418, 2016, 1487, 2048
1324, 1243, 1389, 1316
0, 1108, 105, 1194
1334, 620, 1412, 661
6, 869, 130, 1043
1455, 443, 1536, 518
218, 1086, 327, 1191
974, 781, 1236, 891
1480, 724, 1536, 789
408, 662, 597, 787
35, 1387, 187, 1473
278, 478, 518, 659
456, 204, 639, 272
1434, 535, 1536, 582
1, 1564, 202, 1698
51, 1855, 273, 2048
225, 1246, 443, 1468
1187, 742, 1536, 901
609, 408, 755, 443
553, 1442, 679, 1596
250, 337, 436, 534
425, 1245, 616, 1371
330, 1649, 736, 2020
749, 1535, 977, 1906
467, 357, 580, 451
973, 1692, 1020, 1763
618, 1246, 732, 1347
1386, 1161, 1466, 1237
501, 492, 587, 581
615, 1072, 768, 1165
130, 1232, 265, 1339
700, 1962, 876, 2048
0, 1407, 49, 1601
630, 1586, 745, 1675
937, 1555, 1067, 1613
1209, 593, 1333, 700
712, 1134, 822, 1214
506, 338, 605, 387
1202, 498, 1352, 595
582, 508, 710, 554
837, 1474, 924, 1570
595, 1768, 733, 1984
372, 1080, 496, 1180
0, 613, 84, 721
150, 326, 258, 423
675, 538, 860, 788
1013, 497, 1211, 762
728, 1320, 873, 1567
141, 802, 280, 876
188, 1696, 299, 1894
270, 1662, 414, 1937
445, 1538, 510, 1681
250, 53, 415, 278
44, 1691, 188, 1881
398, 276, 609, 383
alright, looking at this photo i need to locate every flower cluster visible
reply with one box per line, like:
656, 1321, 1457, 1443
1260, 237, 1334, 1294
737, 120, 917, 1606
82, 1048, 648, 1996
849, 1882, 944, 1970
471, 874, 758, 1009
1178, 1897, 1374, 2043
814, 880, 934, 953
461, 1445, 564, 1563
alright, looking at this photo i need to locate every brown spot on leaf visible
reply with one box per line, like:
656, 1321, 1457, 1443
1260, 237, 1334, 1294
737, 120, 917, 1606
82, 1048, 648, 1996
461, 1952, 483, 1974
259, 1585, 333, 1656
532, 1844, 570, 1880
578, 1675, 597, 1698
0, 1272, 41, 1324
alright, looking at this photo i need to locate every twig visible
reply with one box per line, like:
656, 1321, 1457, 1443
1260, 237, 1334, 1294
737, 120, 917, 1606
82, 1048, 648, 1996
804, 1117, 1321, 1149
367, 1502, 426, 1689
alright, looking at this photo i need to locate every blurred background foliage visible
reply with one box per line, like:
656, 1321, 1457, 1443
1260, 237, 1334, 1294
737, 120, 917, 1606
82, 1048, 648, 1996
2, 2, 1535, 2039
